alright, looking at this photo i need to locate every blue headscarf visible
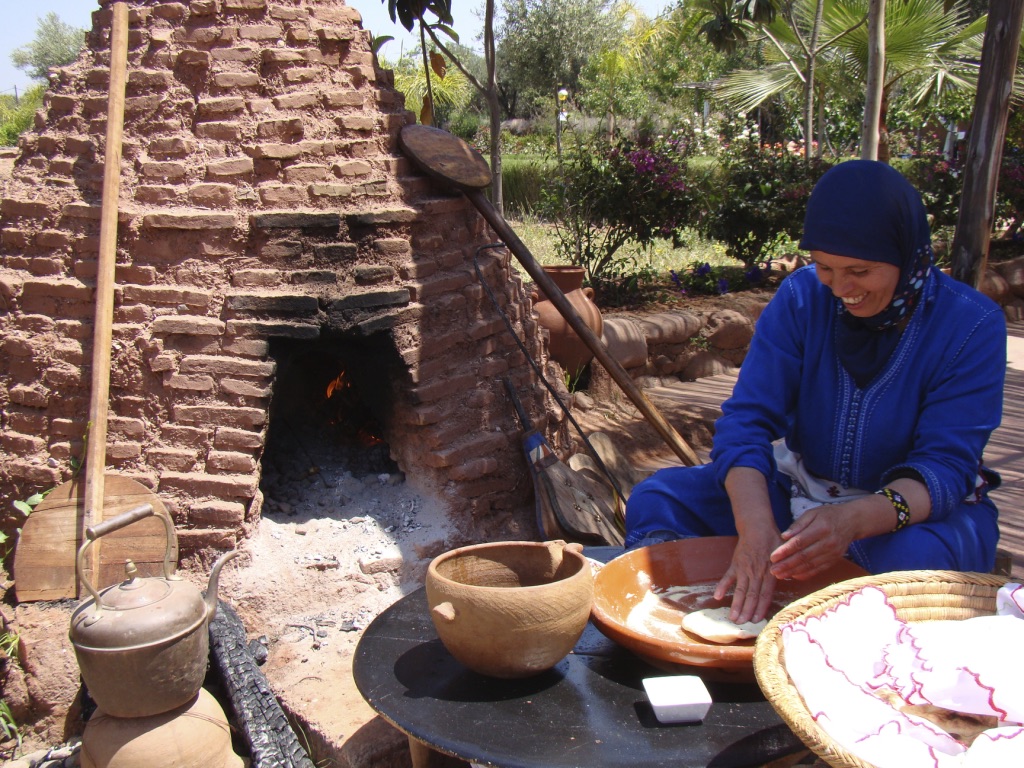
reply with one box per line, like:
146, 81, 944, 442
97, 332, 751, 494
798, 160, 932, 387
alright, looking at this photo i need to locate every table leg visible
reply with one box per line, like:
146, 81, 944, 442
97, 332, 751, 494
407, 736, 473, 768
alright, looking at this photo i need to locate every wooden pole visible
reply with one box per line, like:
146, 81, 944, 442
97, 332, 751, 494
81, 2, 130, 592
950, 2, 1024, 288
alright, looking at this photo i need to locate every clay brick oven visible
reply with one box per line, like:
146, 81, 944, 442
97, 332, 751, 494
0, 0, 556, 558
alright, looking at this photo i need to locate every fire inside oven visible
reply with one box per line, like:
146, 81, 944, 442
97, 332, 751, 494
260, 338, 400, 508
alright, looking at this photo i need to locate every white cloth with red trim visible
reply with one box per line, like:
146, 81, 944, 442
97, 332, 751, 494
780, 583, 1024, 767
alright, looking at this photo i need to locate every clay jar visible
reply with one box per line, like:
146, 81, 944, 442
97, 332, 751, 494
426, 540, 594, 678
530, 266, 603, 376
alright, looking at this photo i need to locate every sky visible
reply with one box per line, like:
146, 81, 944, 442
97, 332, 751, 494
0, 0, 672, 97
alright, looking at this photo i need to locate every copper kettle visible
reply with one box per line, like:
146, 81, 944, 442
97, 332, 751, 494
69, 504, 239, 718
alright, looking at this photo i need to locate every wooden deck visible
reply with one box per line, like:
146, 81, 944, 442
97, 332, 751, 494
641, 323, 1024, 582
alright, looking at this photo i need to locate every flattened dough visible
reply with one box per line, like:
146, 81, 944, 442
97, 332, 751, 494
681, 607, 767, 644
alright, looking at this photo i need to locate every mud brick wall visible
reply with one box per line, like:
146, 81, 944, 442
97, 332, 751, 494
0, 0, 555, 556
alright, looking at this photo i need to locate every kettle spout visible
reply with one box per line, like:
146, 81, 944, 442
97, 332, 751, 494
204, 549, 241, 618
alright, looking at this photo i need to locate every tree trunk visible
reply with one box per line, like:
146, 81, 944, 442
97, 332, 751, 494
861, 0, 885, 160
803, 0, 825, 165
950, 2, 1024, 288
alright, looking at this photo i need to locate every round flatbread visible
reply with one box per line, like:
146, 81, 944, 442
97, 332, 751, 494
681, 607, 767, 644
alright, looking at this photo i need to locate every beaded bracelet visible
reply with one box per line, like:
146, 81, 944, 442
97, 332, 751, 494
876, 487, 911, 532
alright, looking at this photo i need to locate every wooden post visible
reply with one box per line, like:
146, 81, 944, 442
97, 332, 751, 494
81, 2, 130, 592
949, 2, 1024, 288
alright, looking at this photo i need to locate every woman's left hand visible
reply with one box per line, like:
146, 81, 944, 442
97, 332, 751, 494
768, 504, 859, 580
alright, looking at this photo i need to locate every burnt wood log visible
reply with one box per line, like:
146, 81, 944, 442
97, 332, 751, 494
209, 599, 316, 768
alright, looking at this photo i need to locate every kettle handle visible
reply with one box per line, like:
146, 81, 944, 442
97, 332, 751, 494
76, 503, 178, 609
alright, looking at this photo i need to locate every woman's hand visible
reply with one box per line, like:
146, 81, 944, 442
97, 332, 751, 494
715, 526, 782, 625
769, 504, 859, 580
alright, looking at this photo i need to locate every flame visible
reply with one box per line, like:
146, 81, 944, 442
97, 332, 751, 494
325, 370, 350, 399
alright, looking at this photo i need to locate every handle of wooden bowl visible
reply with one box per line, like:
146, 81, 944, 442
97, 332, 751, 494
432, 602, 457, 623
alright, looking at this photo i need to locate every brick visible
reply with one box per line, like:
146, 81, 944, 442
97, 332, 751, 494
8, 411, 48, 433
167, 374, 216, 391
153, 316, 225, 336
448, 458, 499, 482
0, 431, 46, 454
196, 122, 243, 141
2, 337, 36, 357
272, 92, 318, 109
147, 447, 199, 472
207, 450, 257, 473
289, 270, 337, 285
174, 405, 267, 430
1, 198, 56, 221
6, 459, 60, 486
206, 157, 254, 178
222, 338, 269, 357
326, 289, 409, 313
136, 185, 181, 204
239, 25, 283, 41
225, 294, 318, 315
269, 4, 308, 20
139, 161, 187, 179
189, 183, 235, 208
143, 211, 236, 230
248, 143, 302, 160
197, 97, 245, 119
153, 3, 188, 20
176, 529, 237, 552
409, 272, 473, 302
210, 47, 259, 64
214, 427, 264, 451
190, 500, 245, 527
35, 229, 73, 249
423, 432, 507, 469
107, 442, 142, 460
412, 372, 480, 406
159, 425, 209, 446
346, 207, 417, 225
260, 49, 305, 64
260, 240, 303, 259
128, 70, 173, 90
256, 118, 303, 140
337, 115, 376, 132
160, 471, 258, 498
122, 286, 210, 307
282, 68, 318, 84
309, 183, 351, 199
178, 355, 275, 378
250, 211, 340, 230
283, 164, 327, 183
107, 417, 146, 440
258, 184, 306, 206
225, 0, 268, 8
225, 320, 319, 339
230, 269, 282, 288
220, 378, 272, 397
313, 242, 357, 260
149, 352, 178, 372
213, 72, 261, 88
322, 90, 363, 109
148, 137, 195, 156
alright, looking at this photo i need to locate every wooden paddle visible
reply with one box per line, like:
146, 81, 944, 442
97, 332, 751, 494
399, 124, 702, 468
11, 5, 165, 603
504, 379, 624, 546
13, 476, 175, 602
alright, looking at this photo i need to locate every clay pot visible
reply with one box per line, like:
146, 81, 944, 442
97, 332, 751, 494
426, 540, 594, 678
80, 688, 243, 768
531, 266, 603, 376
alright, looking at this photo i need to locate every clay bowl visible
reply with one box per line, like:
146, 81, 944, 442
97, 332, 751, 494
426, 539, 594, 678
80, 687, 243, 768
591, 537, 867, 679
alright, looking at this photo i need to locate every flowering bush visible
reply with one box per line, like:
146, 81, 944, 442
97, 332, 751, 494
670, 259, 773, 297
696, 133, 830, 270
538, 134, 694, 292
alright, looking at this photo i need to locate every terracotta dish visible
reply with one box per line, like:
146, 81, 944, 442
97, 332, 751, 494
591, 537, 867, 674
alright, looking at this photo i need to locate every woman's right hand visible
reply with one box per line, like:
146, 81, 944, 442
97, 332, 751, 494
715, 526, 781, 624
717, 467, 783, 624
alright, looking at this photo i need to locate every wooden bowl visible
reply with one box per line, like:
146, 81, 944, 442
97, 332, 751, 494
426, 540, 594, 678
590, 537, 867, 676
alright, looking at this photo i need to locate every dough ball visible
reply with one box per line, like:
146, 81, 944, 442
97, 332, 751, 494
681, 607, 767, 644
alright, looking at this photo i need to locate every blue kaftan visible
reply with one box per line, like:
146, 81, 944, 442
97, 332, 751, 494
625, 265, 1007, 573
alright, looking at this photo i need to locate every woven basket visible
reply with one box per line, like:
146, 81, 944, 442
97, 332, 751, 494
753, 569, 1009, 768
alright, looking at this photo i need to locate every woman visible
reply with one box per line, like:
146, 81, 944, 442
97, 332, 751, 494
625, 160, 1006, 626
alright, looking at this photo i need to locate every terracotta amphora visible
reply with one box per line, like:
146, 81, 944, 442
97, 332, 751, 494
530, 266, 603, 376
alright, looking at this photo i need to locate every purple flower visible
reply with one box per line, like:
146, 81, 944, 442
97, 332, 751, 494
716, 278, 730, 294
695, 263, 712, 277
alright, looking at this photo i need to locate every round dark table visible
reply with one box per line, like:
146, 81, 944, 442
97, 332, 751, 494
353, 584, 806, 768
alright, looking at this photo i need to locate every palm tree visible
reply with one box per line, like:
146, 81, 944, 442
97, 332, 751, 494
711, 0, 989, 161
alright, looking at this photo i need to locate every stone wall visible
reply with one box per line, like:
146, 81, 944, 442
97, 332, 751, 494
0, 0, 552, 556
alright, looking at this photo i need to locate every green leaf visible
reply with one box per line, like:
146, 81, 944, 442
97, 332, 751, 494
12, 500, 33, 516
25, 493, 45, 507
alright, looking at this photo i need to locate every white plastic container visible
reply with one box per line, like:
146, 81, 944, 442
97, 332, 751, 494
642, 675, 713, 724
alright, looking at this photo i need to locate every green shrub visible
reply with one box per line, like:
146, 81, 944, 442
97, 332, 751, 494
695, 136, 830, 269
0, 86, 44, 146
893, 155, 963, 230
501, 154, 551, 218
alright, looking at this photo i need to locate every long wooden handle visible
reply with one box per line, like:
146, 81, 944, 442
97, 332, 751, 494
81, 2, 131, 590
468, 190, 702, 467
